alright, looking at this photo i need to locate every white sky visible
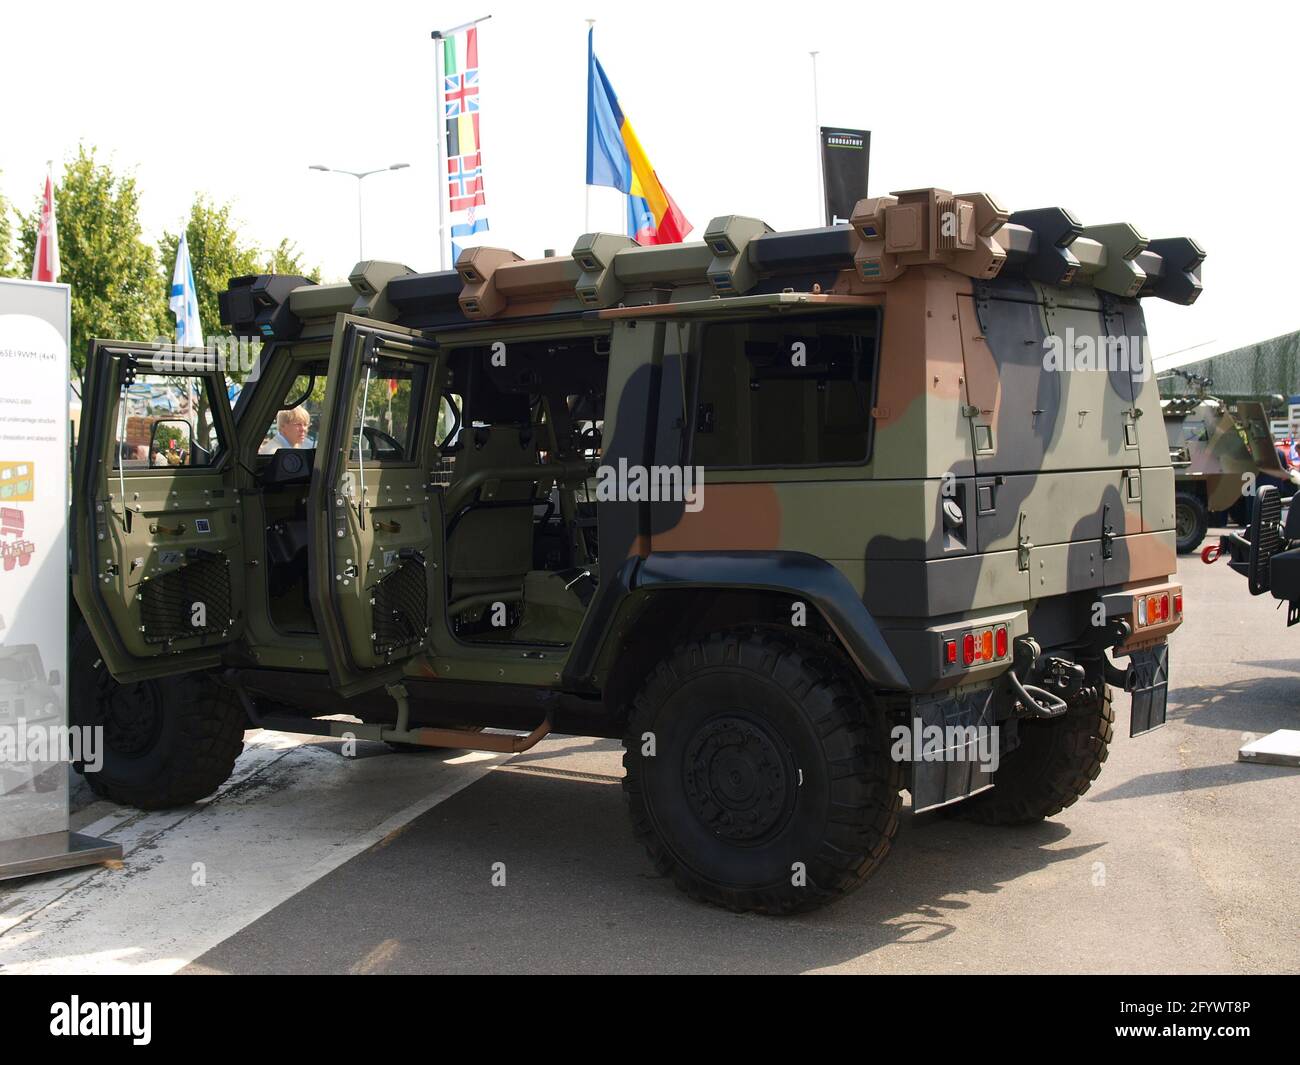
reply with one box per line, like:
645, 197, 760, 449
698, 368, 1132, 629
2, 0, 1296, 363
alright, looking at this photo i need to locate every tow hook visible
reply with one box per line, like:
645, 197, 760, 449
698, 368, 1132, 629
1201, 543, 1222, 564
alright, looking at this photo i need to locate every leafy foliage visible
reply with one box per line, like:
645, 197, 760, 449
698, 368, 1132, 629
0, 183, 13, 277
18, 146, 168, 376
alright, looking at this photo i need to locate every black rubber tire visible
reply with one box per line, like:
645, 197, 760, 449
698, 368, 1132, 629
954, 685, 1113, 826
1227, 496, 1251, 528
69, 624, 246, 810
1174, 492, 1209, 554
621, 630, 902, 915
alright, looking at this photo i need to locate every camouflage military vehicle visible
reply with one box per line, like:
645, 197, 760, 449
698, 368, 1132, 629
71, 189, 1200, 913
1162, 380, 1296, 553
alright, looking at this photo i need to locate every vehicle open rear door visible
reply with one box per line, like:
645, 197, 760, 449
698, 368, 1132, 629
307, 317, 443, 697
72, 341, 246, 682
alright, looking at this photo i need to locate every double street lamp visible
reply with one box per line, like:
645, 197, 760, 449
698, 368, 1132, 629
308, 162, 410, 262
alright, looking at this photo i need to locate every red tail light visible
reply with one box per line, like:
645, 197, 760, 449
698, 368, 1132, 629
1174, 592, 1183, 615
994, 625, 1008, 658
962, 633, 975, 666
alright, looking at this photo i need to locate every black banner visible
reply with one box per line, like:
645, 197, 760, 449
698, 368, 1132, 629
820, 127, 871, 227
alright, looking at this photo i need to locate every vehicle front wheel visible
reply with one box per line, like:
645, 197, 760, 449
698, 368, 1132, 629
1175, 492, 1209, 554
69, 625, 247, 810
622, 630, 901, 915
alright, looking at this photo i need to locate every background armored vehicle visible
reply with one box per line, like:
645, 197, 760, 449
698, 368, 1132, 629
1161, 373, 1296, 553
72, 188, 1200, 913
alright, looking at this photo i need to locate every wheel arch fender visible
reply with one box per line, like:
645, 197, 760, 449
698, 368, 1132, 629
567, 551, 909, 695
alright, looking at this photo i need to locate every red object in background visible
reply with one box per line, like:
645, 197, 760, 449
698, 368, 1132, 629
31, 169, 59, 283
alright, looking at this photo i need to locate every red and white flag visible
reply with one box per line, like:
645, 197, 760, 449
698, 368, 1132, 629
31, 168, 60, 283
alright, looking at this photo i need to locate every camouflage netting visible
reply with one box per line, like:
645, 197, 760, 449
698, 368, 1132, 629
1160, 329, 1300, 399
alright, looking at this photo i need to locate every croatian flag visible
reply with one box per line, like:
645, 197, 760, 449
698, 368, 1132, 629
30, 168, 60, 283
169, 232, 204, 349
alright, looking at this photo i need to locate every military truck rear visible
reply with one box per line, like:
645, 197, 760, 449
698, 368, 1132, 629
70, 188, 1202, 912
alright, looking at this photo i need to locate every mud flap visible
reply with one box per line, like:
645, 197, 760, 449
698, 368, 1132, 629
904, 687, 999, 812
1128, 643, 1169, 736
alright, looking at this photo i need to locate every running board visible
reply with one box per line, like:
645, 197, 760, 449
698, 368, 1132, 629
252, 712, 553, 753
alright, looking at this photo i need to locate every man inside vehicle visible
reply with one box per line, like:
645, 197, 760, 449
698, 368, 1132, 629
262, 406, 312, 452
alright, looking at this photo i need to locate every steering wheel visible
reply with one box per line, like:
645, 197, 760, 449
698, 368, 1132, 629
355, 424, 404, 461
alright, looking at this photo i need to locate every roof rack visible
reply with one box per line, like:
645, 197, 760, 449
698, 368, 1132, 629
224, 186, 1205, 338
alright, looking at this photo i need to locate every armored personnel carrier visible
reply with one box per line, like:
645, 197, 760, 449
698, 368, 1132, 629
71, 189, 1201, 912
1161, 377, 1295, 553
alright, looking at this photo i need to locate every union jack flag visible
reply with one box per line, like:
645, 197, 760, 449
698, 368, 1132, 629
444, 69, 479, 118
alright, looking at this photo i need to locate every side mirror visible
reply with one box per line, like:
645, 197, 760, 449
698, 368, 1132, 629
48, 669, 61, 687
149, 418, 194, 468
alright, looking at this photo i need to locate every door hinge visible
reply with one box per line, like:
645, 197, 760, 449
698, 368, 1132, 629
1017, 512, 1032, 572
1102, 504, 1115, 560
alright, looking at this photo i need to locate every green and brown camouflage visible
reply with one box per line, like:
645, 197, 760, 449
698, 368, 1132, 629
1162, 386, 1296, 552
73, 186, 1200, 701
71, 186, 1200, 820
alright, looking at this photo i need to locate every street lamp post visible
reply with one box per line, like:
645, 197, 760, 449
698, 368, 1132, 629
309, 163, 411, 262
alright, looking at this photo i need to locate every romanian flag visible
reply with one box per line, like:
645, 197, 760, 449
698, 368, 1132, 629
586, 30, 691, 245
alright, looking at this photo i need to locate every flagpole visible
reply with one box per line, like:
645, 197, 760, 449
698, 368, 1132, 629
584, 19, 596, 234
434, 35, 449, 271
432, 15, 492, 270
810, 51, 823, 226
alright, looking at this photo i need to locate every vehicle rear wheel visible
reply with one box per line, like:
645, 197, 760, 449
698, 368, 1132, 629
1174, 492, 1208, 553
69, 624, 247, 810
621, 630, 901, 915
954, 684, 1113, 826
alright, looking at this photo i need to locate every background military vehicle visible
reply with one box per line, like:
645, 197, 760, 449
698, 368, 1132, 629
71, 189, 1200, 913
1161, 372, 1296, 553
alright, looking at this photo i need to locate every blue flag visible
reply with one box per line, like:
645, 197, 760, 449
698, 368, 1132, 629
170, 233, 203, 349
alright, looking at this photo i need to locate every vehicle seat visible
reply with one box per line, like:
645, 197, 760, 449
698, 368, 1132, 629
446, 425, 538, 620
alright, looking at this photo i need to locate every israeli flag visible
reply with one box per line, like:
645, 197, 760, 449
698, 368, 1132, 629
169, 232, 204, 349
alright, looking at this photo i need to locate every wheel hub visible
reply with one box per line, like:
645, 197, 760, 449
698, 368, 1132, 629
98, 680, 164, 758
683, 716, 794, 842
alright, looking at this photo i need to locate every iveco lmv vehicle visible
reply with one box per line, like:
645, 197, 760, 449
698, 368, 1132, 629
72, 188, 1201, 912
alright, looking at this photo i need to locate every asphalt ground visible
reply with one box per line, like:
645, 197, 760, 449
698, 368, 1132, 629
3, 529, 1297, 974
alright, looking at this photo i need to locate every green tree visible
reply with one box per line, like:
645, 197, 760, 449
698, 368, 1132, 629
266, 238, 319, 282
159, 200, 321, 344
17, 146, 167, 376
159, 197, 261, 346
0, 181, 15, 277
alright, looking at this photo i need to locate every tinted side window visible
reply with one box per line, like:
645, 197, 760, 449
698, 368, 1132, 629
348, 356, 428, 464
688, 310, 880, 468
113, 372, 225, 469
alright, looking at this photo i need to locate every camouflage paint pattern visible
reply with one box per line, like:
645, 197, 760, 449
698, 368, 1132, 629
78, 188, 1199, 699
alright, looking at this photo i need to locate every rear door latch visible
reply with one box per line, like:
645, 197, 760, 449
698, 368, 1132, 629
1017, 512, 1033, 572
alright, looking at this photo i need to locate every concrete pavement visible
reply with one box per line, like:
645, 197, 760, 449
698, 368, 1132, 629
3, 534, 1297, 974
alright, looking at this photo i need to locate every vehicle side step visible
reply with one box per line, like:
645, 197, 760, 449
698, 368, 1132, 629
252, 712, 553, 753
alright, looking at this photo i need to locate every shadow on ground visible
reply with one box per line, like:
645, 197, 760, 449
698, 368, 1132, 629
183, 765, 1097, 975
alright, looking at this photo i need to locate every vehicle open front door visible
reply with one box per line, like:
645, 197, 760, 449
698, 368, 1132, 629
307, 317, 443, 697
72, 341, 246, 682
